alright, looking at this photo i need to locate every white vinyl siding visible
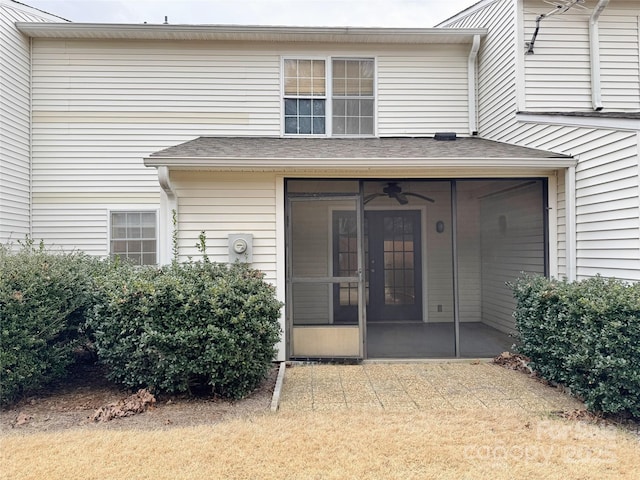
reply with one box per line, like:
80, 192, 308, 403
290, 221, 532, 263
511, 122, 640, 281
0, 2, 56, 243
442, 0, 520, 141
523, 0, 640, 112
171, 171, 277, 283
377, 45, 470, 136
29, 39, 282, 252
31, 205, 108, 256
480, 182, 545, 332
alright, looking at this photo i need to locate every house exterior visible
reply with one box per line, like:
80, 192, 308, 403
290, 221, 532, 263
1, 0, 638, 361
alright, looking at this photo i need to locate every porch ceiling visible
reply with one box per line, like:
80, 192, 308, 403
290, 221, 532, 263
144, 137, 576, 173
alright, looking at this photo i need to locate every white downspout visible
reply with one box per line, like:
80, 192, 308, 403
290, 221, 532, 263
157, 166, 177, 265
589, 0, 609, 111
468, 34, 481, 135
565, 166, 577, 281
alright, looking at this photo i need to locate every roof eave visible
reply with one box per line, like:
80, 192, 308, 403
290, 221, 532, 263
143, 156, 577, 169
16, 22, 487, 43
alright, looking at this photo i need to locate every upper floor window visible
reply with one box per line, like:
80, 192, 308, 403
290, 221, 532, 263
110, 211, 157, 265
332, 59, 374, 136
283, 57, 375, 137
284, 59, 326, 135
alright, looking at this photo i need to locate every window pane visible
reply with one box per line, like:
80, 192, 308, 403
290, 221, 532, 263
361, 99, 374, 116
360, 116, 374, 135
361, 78, 374, 96
111, 212, 126, 226
346, 60, 360, 78
299, 99, 311, 115
128, 240, 143, 254
346, 79, 360, 95
126, 212, 141, 227
298, 60, 312, 78
111, 240, 127, 253
333, 116, 346, 135
142, 240, 156, 253
346, 99, 359, 116
333, 78, 346, 96
285, 116, 298, 133
333, 59, 345, 78
128, 225, 141, 238
313, 99, 325, 115
112, 226, 127, 238
360, 60, 374, 79
142, 227, 155, 238
299, 116, 312, 134
141, 212, 155, 226
346, 117, 360, 135
284, 59, 297, 78
333, 99, 345, 115
285, 99, 298, 115
313, 117, 325, 134
284, 77, 297, 95
143, 253, 157, 266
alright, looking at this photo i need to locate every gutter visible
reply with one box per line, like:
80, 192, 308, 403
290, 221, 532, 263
468, 34, 481, 135
589, 0, 609, 111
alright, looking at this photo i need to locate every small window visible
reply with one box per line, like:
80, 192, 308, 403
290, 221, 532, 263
110, 211, 157, 265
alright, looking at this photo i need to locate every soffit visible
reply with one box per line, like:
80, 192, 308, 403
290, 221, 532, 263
16, 23, 486, 44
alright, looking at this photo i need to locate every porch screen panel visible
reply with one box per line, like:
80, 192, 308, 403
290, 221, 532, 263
288, 194, 362, 358
289, 197, 361, 326
456, 179, 546, 358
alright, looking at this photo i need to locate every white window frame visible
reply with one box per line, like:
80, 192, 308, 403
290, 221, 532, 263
108, 208, 159, 265
281, 56, 377, 138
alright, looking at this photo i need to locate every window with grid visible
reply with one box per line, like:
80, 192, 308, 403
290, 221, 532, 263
110, 211, 157, 265
332, 58, 374, 136
283, 57, 374, 136
283, 59, 326, 135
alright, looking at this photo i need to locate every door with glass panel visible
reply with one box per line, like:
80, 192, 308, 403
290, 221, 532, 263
333, 210, 422, 324
287, 193, 364, 359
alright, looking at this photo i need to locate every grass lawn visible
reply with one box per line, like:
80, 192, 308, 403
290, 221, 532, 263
2, 408, 638, 479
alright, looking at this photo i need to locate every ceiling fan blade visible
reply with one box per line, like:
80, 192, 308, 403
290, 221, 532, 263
404, 192, 435, 203
364, 193, 385, 204
394, 193, 409, 205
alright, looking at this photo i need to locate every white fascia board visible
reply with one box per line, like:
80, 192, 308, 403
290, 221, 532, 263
16, 22, 487, 44
517, 113, 640, 132
144, 156, 577, 170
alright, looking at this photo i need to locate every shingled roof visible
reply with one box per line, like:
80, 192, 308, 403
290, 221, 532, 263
144, 136, 575, 171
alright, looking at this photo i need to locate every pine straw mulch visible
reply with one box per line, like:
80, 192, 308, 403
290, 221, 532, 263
0, 362, 278, 433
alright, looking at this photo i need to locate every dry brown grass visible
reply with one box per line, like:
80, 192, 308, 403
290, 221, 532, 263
2, 408, 638, 479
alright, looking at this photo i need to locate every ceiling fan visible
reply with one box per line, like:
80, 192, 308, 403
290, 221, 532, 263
364, 182, 435, 205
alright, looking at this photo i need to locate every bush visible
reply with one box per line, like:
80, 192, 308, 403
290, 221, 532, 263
0, 241, 100, 406
87, 261, 282, 399
510, 274, 640, 417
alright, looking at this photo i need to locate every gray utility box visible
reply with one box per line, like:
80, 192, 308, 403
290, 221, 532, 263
228, 233, 253, 263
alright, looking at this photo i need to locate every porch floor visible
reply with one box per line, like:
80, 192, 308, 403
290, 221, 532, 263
278, 362, 583, 413
366, 321, 514, 358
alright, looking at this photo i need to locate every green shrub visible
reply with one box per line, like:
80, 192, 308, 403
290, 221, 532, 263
510, 274, 640, 417
87, 261, 282, 399
0, 241, 100, 406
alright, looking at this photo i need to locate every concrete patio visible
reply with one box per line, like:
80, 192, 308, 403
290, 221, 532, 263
277, 362, 583, 413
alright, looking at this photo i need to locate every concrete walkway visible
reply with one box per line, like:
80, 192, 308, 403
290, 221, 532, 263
278, 362, 583, 413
